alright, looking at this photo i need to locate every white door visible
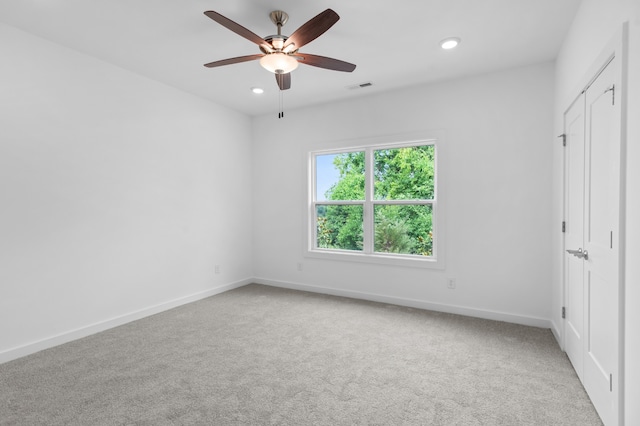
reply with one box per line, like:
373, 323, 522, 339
583, 57, 620, 426
564, 57, 620, 426
563, 92, 585, 379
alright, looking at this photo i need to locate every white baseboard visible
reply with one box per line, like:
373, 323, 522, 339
1, 276, 557, 365
0, 278, 252, 365
254, 277, 553, 329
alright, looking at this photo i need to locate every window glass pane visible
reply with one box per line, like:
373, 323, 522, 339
374, 204, 433, 256
316, 151, 365, 201
316, 204, 363, 251
374, 145, 435, 200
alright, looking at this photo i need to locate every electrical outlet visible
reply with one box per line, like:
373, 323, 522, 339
296, 262, 303, 271
447, 278, 456, 289
215, 265, 220, 274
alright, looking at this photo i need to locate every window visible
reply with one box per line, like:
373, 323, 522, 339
307, 137, 443, 268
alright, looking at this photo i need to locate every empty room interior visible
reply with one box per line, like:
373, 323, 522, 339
1, 1, 639, 425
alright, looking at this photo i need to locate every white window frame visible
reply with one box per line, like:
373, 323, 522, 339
305, 133, 445, 269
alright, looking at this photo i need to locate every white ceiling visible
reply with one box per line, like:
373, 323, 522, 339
0, 0, 582, 117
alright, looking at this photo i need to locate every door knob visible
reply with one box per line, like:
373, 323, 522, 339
567, 248, 589, 260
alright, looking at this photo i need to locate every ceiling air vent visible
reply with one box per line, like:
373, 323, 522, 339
347, 82, 373, 90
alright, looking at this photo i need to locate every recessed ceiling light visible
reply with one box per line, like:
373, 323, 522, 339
251, 87, 264, 94
440, 37, 461, 50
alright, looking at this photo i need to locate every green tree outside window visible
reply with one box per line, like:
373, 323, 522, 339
316, 145, 435, 256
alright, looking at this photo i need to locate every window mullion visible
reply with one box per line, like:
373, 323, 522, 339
373, 200, 434, 205
363, 148, 374, 253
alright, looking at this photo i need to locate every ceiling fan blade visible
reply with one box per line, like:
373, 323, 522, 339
284, 9, 339, 50
204, 11, 271, 51
297, 53, 356, 72
204, 54, 264, 68
275, 73, 291, 90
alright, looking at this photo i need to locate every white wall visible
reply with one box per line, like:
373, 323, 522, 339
552, 1, 640, 424
252, 62, 555, 326
0, 24, 254, 362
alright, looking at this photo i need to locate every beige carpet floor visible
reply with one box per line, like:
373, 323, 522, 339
0, 284, 602, 425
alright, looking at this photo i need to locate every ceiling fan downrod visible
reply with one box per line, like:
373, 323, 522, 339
269, 10, 288, 36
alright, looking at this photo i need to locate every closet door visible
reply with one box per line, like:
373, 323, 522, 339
563, 93, 585, 380
582, 57, 620, 426
563, 56, 620, 426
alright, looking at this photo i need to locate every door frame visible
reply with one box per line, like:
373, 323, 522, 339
560, 23, 628, 424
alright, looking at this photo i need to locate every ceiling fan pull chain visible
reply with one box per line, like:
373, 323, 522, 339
278, 89, 285, 119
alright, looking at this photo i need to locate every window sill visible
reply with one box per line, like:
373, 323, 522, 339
305, 248, 444, 269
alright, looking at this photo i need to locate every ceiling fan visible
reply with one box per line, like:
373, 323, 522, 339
203, 9, 356, 91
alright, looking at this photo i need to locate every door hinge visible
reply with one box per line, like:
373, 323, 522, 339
562, 307, 566, 319
558, 134, 566, 146
605, 84, 615, 105
562, 221, 566, 233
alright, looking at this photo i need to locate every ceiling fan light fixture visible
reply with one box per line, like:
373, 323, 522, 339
260, 53, 299, 74
440, 37, 461, 50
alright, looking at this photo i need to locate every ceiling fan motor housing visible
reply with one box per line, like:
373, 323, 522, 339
260, 35, 291, 53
